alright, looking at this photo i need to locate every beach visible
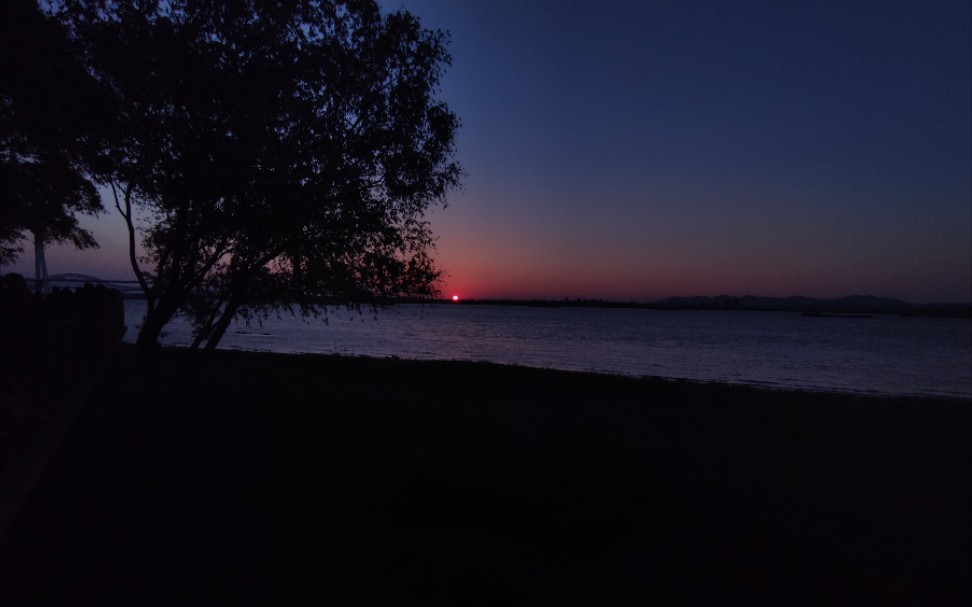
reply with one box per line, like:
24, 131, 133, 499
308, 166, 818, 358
2, 346, 970, 604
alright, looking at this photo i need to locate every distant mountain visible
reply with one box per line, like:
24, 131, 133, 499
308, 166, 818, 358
654, 294, 920, 312
454, 295, 969, 315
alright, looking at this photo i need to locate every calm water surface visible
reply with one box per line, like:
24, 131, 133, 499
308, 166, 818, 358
123, 301, 972, 399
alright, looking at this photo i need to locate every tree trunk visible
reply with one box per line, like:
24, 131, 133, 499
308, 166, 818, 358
203, 300, 241, 352
33, 233, 48, 294
135, 297, 179, 351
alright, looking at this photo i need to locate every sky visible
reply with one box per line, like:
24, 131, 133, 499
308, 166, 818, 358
11, 0, 972, 303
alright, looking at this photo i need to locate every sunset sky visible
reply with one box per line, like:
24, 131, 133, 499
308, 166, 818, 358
12, 0, 972, 303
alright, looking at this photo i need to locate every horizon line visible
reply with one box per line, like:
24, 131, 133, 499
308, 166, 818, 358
10, 272, 971, 306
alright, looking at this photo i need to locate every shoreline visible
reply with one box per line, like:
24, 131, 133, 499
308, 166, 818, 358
120, 300, 972, 401
3, 346, 970, 604
119, 342, 972, 402
175, 345, 972, 402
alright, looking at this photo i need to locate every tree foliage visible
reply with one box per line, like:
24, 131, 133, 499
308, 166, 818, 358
52, 0, 462, 350
0, 0, 104, 266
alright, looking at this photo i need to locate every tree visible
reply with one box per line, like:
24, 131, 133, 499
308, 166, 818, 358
0, 130, 101, 281
0, 0, 104, 277
53, 0, 462, 351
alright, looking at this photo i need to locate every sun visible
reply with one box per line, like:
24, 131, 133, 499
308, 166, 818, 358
452, 295, 460, 302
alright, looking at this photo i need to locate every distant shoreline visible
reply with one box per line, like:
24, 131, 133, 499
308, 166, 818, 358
444, 296, 972, 317
11, 274, 972, 315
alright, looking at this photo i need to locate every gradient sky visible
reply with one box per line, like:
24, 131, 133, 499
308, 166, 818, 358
13, 0, 972, 302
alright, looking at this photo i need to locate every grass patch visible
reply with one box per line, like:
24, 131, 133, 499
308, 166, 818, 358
3, 346, 970, 604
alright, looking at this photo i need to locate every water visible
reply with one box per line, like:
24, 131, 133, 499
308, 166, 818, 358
123, 301, 972, 399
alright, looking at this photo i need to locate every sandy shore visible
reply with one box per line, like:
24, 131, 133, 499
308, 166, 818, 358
3, 346, 970, 604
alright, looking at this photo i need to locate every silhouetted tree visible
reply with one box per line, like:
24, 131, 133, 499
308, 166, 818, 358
52, 0, 461, 351
0, 0, 104, 276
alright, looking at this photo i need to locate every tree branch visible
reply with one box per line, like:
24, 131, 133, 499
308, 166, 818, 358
111, 179, 154, 310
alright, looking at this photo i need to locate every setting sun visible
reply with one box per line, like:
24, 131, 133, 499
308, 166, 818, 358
452, 295, 460, 302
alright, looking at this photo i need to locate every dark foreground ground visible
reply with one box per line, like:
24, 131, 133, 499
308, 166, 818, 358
2, 346, 970, 605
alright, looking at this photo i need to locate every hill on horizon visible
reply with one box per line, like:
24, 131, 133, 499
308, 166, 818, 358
655, 294, 915, 310
456, 294, 971, 314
